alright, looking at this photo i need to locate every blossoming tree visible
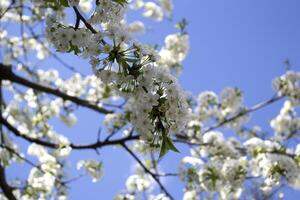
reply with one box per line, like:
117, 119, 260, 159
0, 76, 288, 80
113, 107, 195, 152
0, 0, 300, 199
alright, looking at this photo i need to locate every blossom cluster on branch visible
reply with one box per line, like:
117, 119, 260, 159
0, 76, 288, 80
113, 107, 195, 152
0, 0, 300, 200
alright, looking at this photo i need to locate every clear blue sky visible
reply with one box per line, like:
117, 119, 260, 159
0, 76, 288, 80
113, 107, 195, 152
5, 0, 300, 199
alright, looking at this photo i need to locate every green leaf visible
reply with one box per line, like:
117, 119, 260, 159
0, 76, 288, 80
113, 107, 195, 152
125, 57, 138, 63
60, 0, 69, 7
175, 18, 188, 34
112, 0, 128, 6
68, 44, 81, 55
117, 57, 130, 74
159, 138, 168, 158
44, 0, 68, 9
159, 133, 180, 158
165, 136, 180, 153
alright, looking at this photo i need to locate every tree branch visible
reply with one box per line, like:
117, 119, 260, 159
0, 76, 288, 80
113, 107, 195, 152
121, 143, 175, 200
72, 6, 106, 44
0, 165, 17, 200
0, 115, 59, 148
0, 64, 112, 114
176, 94, 283, 141
0, 0, 16, 20
72, 6, 97, 34
0, 114, 139, 150
202, 94, 283, 135
71, 134, 139, 150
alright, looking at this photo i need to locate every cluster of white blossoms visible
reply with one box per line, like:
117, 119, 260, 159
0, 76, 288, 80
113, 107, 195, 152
46, 19, 103, 54
198, 133, 246, 199
185, 119, 202, 141
36, 68, 112, 102
195, 87, 248, 130
77, 160, 103, 182
116, 160, 175, 200
143, 2, 164, 21
179, 129, 300, 199
0, 133, 22, 166
99, 62, 190, 151
103, 113, 128, 133
179, 137, 248, 199
127, 21, 145, 34
273, 70, 300, 105
0, 30, 49, 64
200, 131, 243, 159
130, 0, 173, 21
270, 100, 300, 141
125, 173, 152, 192
2, 93, 72, 159
197, 158, 247, 199
46, 14, 151, 63
250, 153, 300, 191
44, 0, 190, 154
1, 67, 112, 149
128, 65, 190, 143
0, 0, 32, 23
159, 33, 189, 71
89, 0, 125, 25
25, 144, 62, 199
115, 161, 154, 199
245, 137, 300, 190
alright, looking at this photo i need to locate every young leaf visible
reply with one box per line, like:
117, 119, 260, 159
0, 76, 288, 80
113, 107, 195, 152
112, 0, 128, 6
165, 136, 180, 153
68, 44, 81, 55
159, 138, 168, 158
60, 0, 69, 7
159, 133, 180, 158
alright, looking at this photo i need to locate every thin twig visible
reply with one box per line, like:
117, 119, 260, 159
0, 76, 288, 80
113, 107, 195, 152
176, 94, 283, 142
26, 24, 84, 75
0, 0, 16, 20
73, 7, 97, 34
202, 95, 283, 135
122, 143, 175, 200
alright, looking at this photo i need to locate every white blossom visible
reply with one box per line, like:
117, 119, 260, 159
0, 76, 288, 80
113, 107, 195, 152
77, 160, 103, 182
143, 2, 164, 21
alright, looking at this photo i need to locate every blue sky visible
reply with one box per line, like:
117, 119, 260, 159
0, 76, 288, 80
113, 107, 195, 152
4, 0, 300, 199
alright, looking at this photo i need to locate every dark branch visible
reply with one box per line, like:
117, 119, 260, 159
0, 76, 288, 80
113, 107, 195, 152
0, 165, 17, 200
0, 64, 112, 114
122, 143, 175, 200
71, 135, 139, 150
73, 7, 97, 34
176, 94, 283, 142
0, 115, 59, 148
0, 114, 139, 150
0, 0, 16, 20
201, 94, 283, 135
72, 7, 106, 44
